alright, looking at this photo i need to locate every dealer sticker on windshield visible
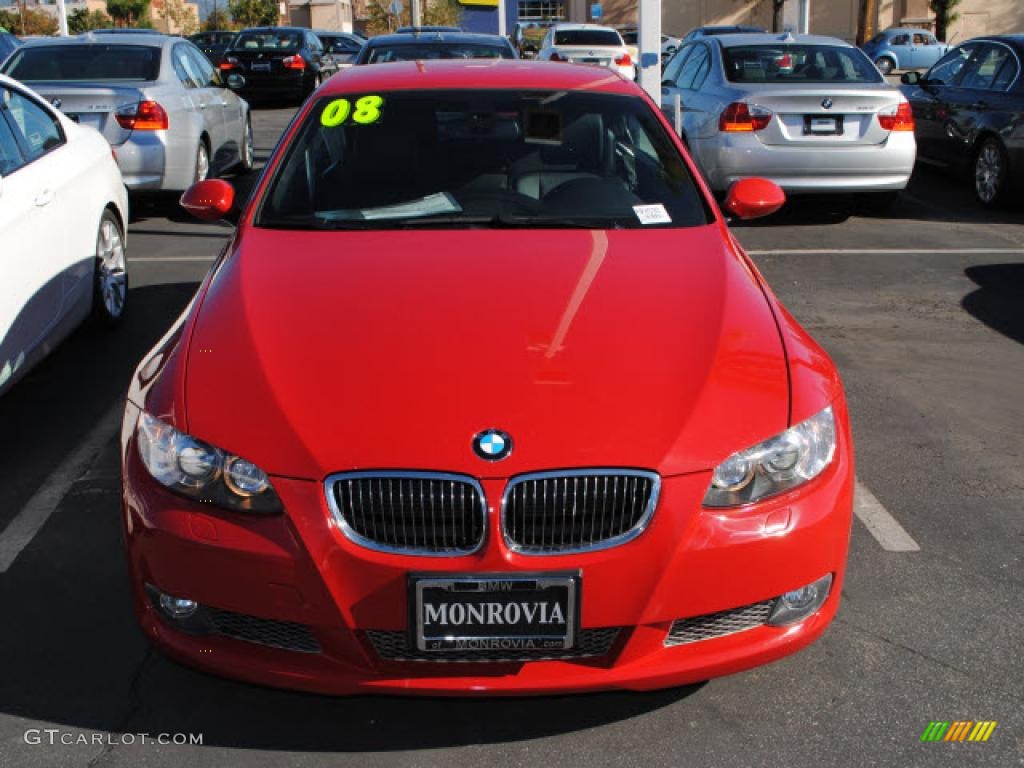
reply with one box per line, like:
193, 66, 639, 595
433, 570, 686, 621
633, 204, 672, 225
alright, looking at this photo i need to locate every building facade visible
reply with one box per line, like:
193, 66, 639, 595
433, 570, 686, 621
450, 0, 1023, 43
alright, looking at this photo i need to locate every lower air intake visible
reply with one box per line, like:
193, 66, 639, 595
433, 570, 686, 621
665, 600, 774, 646
208, 608, 321, 654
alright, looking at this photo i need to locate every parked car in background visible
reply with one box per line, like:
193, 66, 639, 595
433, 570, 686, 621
0, 73, 129, 396
0, 31, 21, 65
188, 30, 238, 67
512, 21, 554, 58
901, 35, 1024, 206
537, 24, 635, 80
660, 33, 916, 202
395, 26, 461, 33
1, 33, 254, 192
618, 28, 683, 62
314, 30, 364, 69
220, 27, 337, 104
353, 31, 516, 64
861, 27, 948, 75
683, 25, 765, 42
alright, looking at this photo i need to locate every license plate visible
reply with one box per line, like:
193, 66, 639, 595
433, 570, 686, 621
808, 117, 838, 133
581, 58, 604, 65
412, 573, 578, 652
250, 62, 271, 72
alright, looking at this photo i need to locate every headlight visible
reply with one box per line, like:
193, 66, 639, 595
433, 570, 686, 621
703, 406, 836, 507
136, 412, 281, 513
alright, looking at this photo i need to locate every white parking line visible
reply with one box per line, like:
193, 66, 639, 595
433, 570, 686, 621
0, 405, 122, 573
854, 480, 920, 552
747, 248, 1024, 256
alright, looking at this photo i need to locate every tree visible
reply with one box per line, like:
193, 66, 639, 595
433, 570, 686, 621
228, 0, 277, 27
68, 8, 115, 33
203, 7, 233, 31
929, 0, 962, 42
7, 5, 58, 36
156, 0, 198, 34
365, 0, 461, 36
107, 0, 152, 27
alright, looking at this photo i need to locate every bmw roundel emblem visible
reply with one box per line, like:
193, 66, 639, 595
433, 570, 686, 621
472, 429, 513, 462
821, 97, 833, 110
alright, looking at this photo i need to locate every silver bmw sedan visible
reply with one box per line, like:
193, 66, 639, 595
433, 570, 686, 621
661, 33, 916, 201
1, 32, 253, 192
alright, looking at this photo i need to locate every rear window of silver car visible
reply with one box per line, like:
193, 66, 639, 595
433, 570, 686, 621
723, 44, 883, 84
367, 43, 513, 62
3, 44, 161, 82
554, 30, 622, 47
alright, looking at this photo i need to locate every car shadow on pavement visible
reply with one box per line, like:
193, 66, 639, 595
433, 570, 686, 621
962, 263, 1024, 345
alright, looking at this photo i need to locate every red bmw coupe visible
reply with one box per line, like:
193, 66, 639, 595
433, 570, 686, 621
121, 61, 854, 695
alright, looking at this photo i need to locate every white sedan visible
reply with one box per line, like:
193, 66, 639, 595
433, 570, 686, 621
0, 73, 129, 396
537, 24, 636, 80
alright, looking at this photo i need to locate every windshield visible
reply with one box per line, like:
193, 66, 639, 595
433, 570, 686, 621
257, 89, 709, 231
722, 44, 883, 83
234, 31, 302, 51
3, 44, 161, 82
554, 30, 622, 47
366, 43, 512, 62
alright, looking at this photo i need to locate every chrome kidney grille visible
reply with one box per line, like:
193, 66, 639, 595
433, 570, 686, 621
502, 470, 660, 554
326, 472, 487, 555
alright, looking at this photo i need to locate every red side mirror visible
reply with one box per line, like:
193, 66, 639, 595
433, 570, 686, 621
180, 179, 235, 222
724, 178, 786, 220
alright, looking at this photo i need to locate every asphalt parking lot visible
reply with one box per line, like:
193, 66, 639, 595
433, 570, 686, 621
1, 105, 1022, 768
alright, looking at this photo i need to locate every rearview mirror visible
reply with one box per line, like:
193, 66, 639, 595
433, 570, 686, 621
226, 73, 245, 90
724, 178, 785, 220
900, 71, 921, 85
180, 179, 235, 222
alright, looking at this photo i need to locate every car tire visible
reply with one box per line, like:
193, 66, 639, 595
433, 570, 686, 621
92, 209, 127, 325
974, 137, 1009, 207
874, 57, 895, 75
239, 116, 254, 173
194, 139, 211, 183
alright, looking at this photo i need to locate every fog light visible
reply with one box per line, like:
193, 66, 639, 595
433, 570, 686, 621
159, 593, 198, 619
768, 573, 832, 626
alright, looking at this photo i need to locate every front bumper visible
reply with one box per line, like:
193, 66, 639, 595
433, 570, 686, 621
120, 399, 854, 696
695, 131, 916, 193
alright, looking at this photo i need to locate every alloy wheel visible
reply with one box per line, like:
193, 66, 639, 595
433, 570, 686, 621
975, 141, 1003, 205
96, 214, 126, 321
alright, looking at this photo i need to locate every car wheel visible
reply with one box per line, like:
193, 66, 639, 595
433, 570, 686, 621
92, 210, 127, 324
874, 57, 895, 75
239, 116, 254, 172
194, 140, 210, 183
974, 137, 1009, 206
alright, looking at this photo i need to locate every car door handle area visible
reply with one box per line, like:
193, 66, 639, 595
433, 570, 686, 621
969, 101, 988, 111
34, 189, 54, 207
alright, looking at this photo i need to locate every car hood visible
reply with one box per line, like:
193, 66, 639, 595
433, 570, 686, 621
183, 226, 789, 480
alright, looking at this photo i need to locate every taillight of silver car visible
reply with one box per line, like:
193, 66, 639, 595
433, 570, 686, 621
719, 102, 772, 132
877, 101, 915, 131
115, 101, 169, 131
